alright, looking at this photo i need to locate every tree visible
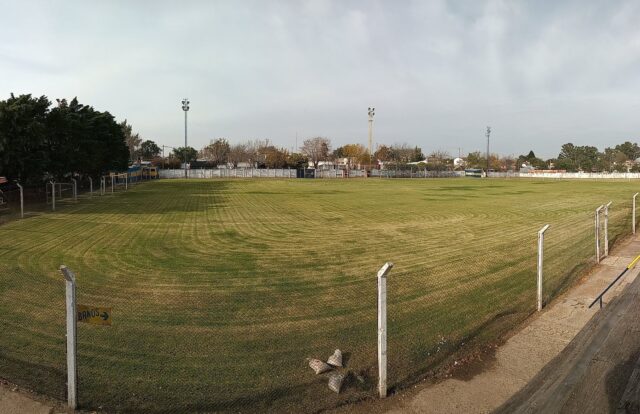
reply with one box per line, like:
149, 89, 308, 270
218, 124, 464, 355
427, 150, 451, 171
120, 120, 142, 161
287, 152, 309, 169
301, 137, 331, 168
411, 146, 425, 162
557, 143, 601, 172
517, 150, 546, 170
336, 143, 367, 168
201, 138, 230, 165
173, 146, 198, 163
615, 141, 640, 162
465, 151, 485, 168
261, 145, 289, 168
389, 144, 415, 163
0, 94, 50, 184
374, 145, 393, 163
0, 93, 128, 183
228, 144, 249, 167
137, 140, 160, 160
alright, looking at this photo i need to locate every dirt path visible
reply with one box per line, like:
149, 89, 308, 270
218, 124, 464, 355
329, 236, 640, 414
0, 379, 60, 414
496, 249, 640, 412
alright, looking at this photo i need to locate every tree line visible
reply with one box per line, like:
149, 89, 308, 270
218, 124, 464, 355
0, 94, 132, 185
167, 137, 428, 170
464, 141, 640, 173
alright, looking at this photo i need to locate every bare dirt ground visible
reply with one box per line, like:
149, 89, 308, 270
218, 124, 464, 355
0, 378, 64, 414
328, 236, 640, 414
496, 241, 640, 413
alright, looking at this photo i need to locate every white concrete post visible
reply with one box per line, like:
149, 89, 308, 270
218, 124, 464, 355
89, 177, 93, 198
634, 193, 638, 234
59, 265, 77, 410
125, 174, 128, 190
71, 178, 77, 201
101, 177, 105, 196
537, 224, 550, 312
377, 262, 394, 398
111, 175, 114, 194
51, 181, 56, 211
604, 201, 612, 257
595, 205, 604, 263
16, 183, 23, 218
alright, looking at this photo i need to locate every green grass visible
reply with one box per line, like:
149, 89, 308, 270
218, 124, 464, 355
0, 178, 636, 412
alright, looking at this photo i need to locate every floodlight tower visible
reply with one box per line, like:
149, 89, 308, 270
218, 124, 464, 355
368, 107, 375, 168
181, 98, 190, 178
485, 126, 491, 178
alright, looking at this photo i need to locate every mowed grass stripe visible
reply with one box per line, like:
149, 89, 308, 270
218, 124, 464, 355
1, 178, 638, 413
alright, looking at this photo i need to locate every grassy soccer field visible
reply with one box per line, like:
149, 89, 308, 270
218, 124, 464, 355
0, 178, 636, 412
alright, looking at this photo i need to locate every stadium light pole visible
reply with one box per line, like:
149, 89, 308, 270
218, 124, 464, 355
485, 126, 491, 178
368, 107, 375, 170
182, 98, 190, 179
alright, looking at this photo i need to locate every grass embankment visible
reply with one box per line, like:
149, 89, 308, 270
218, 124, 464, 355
0, 178, 635, 412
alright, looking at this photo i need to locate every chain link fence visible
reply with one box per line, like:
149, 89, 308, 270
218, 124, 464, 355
0, 178, 637, 412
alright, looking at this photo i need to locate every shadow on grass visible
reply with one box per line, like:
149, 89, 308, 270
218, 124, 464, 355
0, 353, 65, 400
59, 180, 232, 215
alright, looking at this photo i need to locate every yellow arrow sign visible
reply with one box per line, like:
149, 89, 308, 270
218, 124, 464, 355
77, 305, 112, 326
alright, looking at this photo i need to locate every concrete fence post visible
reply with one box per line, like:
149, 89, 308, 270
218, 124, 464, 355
89, 177, 93, 198
634, 193, 638, 234
537, 224, 550, 311
71, 178, 77, 201
50, 181, 56, 211
59, 266, 77, 410
377, 262, 394, 398
16, 182, 24, 218
604, 201, 612, 257
595, 205, 604, 263
111, 174, 114, 194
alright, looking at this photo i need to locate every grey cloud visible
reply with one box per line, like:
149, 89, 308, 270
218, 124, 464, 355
1, 0, 639, 159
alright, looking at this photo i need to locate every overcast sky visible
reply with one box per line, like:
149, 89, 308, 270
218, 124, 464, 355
2, 0, 640, 159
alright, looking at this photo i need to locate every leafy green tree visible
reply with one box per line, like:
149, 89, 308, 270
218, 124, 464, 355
614, 141, 640, 162
173, 146, 198, 163
411, 146, 425, 162
0, 94, 128, 183
517, 150, 546, 169
0, 94, 50, 184
465, 151, 485, 168
137, 140, 160, 160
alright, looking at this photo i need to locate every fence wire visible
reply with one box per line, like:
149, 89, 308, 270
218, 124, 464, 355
0, 178, 638, 413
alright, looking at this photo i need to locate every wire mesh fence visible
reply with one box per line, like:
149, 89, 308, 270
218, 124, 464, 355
0, 178, 638, 413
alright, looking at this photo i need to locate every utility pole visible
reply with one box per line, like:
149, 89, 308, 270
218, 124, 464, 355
485, 126, 491, 177
181, 98, 190, 178
368, 107, 375, 169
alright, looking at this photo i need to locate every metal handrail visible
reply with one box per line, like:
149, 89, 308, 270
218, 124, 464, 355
589, 254, 640, 309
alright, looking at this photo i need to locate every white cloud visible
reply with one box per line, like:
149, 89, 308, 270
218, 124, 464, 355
1, 0, 639, 158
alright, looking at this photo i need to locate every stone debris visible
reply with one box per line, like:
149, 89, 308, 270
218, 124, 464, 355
328, 372, 345, 394
327, 349, 343, 367
308, 358, 332, 374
